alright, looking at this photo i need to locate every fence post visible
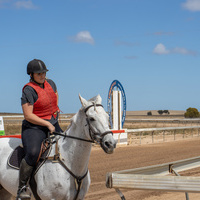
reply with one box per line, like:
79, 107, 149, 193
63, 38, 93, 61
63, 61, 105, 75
192, 129, 193, 138
174, 130, 176, 141
152, 131, 154, 143
190, 128, 193, 137
171, 168, 190, 200
163, 130, 165, 142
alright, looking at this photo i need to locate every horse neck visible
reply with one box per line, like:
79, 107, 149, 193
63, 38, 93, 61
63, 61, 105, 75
59, 110, 92, 175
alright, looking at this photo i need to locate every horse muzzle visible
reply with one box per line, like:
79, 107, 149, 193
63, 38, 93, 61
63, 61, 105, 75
100, 134, 116, 154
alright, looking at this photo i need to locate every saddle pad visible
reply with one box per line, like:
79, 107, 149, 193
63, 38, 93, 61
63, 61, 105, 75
7, 145, 52, 173
8, 146, 25, 169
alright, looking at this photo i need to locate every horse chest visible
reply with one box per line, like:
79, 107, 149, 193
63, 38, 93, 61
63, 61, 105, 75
35, 166, 90, 200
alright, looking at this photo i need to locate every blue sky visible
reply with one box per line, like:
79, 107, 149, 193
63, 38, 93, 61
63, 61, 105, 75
0, 0, 200, 114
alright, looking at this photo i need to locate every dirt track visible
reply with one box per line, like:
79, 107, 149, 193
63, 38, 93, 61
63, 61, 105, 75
85, 138, 200, 200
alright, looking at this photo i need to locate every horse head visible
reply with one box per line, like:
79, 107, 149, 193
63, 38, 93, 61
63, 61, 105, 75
79, 94, 116, 154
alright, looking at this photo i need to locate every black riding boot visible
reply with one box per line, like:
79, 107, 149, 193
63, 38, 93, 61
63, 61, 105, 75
16, 159, 33, 200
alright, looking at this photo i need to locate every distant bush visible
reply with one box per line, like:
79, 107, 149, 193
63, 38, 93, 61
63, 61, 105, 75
157, 110, 163, 115
157, 110, 170, 115
163, 110, 170, 114
184, 107, 200, 118
147, 111, 152, 116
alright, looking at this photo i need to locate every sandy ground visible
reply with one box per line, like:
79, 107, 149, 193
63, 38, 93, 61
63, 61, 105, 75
85, 137, 200, 200
7, 133, 200, 200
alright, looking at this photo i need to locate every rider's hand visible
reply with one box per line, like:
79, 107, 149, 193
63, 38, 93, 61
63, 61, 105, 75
47, 122, 55, 134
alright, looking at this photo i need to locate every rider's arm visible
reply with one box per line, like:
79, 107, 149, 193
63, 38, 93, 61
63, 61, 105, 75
22, 103, 55, 133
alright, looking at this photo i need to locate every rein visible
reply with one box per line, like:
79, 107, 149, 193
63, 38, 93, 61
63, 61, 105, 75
48, 103, 113, 200
53, 131, 94, 143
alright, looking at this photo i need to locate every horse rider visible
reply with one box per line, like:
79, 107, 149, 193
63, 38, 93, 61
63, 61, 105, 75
16, 59, 63, 199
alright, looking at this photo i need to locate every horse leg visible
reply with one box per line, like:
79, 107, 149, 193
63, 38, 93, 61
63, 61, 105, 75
0, 185, 14, 200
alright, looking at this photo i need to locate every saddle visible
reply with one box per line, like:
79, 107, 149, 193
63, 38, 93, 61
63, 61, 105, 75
7, 141, 52, 174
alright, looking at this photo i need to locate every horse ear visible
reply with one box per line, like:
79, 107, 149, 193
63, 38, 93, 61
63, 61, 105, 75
79, 94, 89, 108
95, 94, 102, 104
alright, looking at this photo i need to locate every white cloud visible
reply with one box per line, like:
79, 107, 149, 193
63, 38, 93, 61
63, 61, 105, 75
172, 47, 197, 56
153, 43, 197, 56
182, 0, 200, 12
69, 31, 95, 45
14, 0, 37, 9
153, 43, 169, 55
0, 0, 37, 9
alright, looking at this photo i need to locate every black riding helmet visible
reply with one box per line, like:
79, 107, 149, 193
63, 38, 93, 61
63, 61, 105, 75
27, 59, 49, 75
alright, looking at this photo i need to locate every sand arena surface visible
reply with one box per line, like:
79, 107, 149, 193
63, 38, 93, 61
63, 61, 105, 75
8, 137, 200, 200
85, 138, 200, 200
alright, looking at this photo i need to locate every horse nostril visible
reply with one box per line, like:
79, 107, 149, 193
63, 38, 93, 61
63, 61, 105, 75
105, 141, 116, 149
105, 141, 111, 148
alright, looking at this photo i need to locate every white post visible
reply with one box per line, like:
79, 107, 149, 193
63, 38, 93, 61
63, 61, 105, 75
0, 116, 5, 135
111, 87, 127, 145
118, 91, 122, 130
113, 90, 119, 130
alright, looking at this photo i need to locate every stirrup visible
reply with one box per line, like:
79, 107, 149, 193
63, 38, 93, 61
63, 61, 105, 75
16, 185, 31, 200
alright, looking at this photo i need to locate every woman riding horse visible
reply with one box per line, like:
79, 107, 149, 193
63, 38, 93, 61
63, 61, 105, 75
17, 59, 63, 199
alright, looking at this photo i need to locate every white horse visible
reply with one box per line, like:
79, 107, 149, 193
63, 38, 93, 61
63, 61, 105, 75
0, 94, 116, 200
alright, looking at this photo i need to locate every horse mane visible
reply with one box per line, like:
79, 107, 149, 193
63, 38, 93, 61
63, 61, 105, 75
64, 108, 84, 134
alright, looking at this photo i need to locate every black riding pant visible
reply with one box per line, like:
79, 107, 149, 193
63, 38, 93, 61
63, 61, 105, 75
21, 121, 63, 166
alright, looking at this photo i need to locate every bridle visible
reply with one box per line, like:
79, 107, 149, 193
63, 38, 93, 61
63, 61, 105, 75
84, 103, 113, 146
48, 103, 113, 200
53, 103, 113, 145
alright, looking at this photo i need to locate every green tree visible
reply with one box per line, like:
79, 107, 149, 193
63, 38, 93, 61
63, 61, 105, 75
184, 107, 200, 118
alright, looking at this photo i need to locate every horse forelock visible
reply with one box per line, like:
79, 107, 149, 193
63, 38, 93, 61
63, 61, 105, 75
91, 101, 97, 112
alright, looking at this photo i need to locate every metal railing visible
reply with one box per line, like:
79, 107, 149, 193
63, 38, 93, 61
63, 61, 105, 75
106, 156, 200, 200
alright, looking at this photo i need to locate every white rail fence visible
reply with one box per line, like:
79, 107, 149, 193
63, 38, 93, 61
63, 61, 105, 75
106, 156, 200, 200
126, 126, 200, 145
2, 116, 200, 146
126, 118, 200, 124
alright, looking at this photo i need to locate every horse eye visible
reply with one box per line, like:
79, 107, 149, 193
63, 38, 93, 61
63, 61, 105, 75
89, 117, 95, 122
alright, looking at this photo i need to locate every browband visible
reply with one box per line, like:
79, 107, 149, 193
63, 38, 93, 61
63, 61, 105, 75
84, 104, 103, 113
